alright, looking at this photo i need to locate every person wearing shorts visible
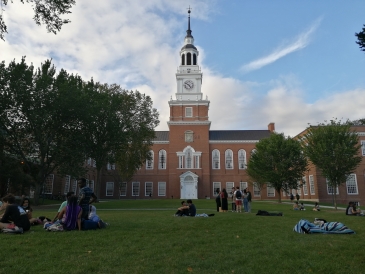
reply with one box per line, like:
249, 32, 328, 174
234, 186, 242, 213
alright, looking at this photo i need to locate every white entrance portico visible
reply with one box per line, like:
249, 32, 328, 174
180, 171, 198, 199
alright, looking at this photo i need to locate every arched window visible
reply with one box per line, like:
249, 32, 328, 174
193, 53, 197, 65
238, 149, 246, 169
181, 54, 185, 65
158, 150, 167, 169
187, 52, 191, 65
185, 147, 192, 168
225, 149, 233, 169
212, 149, 220, 169
146, 150, 154, 170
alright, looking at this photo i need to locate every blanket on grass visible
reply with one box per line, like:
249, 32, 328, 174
293, 219, 355, 234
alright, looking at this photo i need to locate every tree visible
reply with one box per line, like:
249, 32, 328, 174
0, 0, 76, 41
79, 83, 159, 198
0, 57, 87, 204
355, 24, 365, 52
302, 120, 362, 209
247, 133, 308, 203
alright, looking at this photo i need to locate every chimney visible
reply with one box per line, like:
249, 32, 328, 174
268, 122, 275, 133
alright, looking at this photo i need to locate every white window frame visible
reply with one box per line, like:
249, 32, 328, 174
132, 182, 140, 196
361, 140, 365, 156
302, 176, 308, 195
309, 175, 315, 195
71, 179, 77, 194
346, 174, 358, 195
89, 180, 94, 192
239, 181, 248, 191
64, 175, 71, 194
238, 149, 247, 169
145, 182, 153, 196
267, 185, 275, 197
119, 182, 127, 196
185, 107, 192, 117
212, 149, 220, 169
225, 149, 233, 169
106, 182, 114, 196
326, 179, 339, 195
87, 158, 92, 165
253, 183, 261, 197
92, 159, 96, 167
158, 150, 167, 169
146, 151, 154, 170
213, 182, 221, 196
185, 147, 193, 169
158, 182, 166, 196
226, 182, 234, 193
44, 174, 54, 194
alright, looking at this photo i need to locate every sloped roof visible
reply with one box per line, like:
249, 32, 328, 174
153, 130, 271, 142
209, 130, 271, 141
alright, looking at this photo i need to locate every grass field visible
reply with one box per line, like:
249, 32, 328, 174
0, 199, 363, 274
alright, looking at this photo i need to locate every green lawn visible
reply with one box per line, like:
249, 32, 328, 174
0, 199, 363, 274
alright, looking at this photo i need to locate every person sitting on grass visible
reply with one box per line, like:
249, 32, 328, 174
346, 202, 354, 215
177, 199, 196, 217
0, 194, 30, 233
299, 202, 306, 211
176, 201, 189, 216
293, 202, 299, 210
351, 203, 363, 216
20, 197, 50, 225
313, 202, 320, 211
57, 195, 82, 231
53, 191, 74, 222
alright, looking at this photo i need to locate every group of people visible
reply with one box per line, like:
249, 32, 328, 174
0, 178, 102, 233
215, 187, 252, 213
346, 202, 363, 216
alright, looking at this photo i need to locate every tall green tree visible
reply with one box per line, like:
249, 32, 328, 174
247, 133, 308, 203
80, 83, 159, 198
303, 120, 362, 209
355, 24, 365, 52
0, 57, 87, 204
0, 0, 76, 40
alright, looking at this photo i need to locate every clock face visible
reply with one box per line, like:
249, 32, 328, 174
183, 80, 194, 90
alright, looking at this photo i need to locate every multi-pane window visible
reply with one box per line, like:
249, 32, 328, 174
361, 141, 365, 156
225, 149, 233, 169
107, 163, 116, 170
238, 149, 246, 169
326, 179, 339, 195
226, 182, 234, 193
297, 187, 301, 195
158, 150, 167, 169
212, 149, 220, 169
87, 158, 92, 165
213, 182, 221, 196
302, 176, 308, 195
267, 185, 275, 197
194, 155, 200, 169
106, 182, 114, 196
240, 181, 248, 191
92, 159, 96, 167
146, 151, 154, 170
185, 107, 192, 117
158, 182, 166, 196
253, 183, 261, 197
185, 147, 192, 168
64, 175, 71, 194
44, 174, 54, 194
346, 174, 358, 194
119, 182, 127, 196
145, 182, 153, 196
132, 182, 140, 196
309, 175, 315, 195
71, 179, 77, 194
89, 180, 94, 192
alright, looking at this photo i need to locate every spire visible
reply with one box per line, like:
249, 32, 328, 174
186, 6, 193, 38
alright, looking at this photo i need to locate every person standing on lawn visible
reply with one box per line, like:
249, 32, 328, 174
246, 187, 252, 213
215, 188, 221, 212
295, 193, 300, 202
220, 188, 228, 212
77, 178, 97, 220
231, 187, 236, 212
234, 187, 242, 213
0, 194, 30, 233
290, 193, 294, 203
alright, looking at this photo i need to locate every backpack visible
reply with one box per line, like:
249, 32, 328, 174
235, 190, 242, 199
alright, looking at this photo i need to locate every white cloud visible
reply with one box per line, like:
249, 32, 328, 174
240, 17, 322, 73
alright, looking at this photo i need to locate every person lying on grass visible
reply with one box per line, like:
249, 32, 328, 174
57, 195, 82, 231
0, 194, 30, 233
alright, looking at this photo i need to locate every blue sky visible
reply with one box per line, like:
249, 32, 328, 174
1, 0, 365, 136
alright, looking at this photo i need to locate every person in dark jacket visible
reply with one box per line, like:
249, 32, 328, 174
0, 194, 30, 233
215, 188, 221, 212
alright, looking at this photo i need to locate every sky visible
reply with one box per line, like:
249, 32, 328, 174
1, 0, 365, 137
